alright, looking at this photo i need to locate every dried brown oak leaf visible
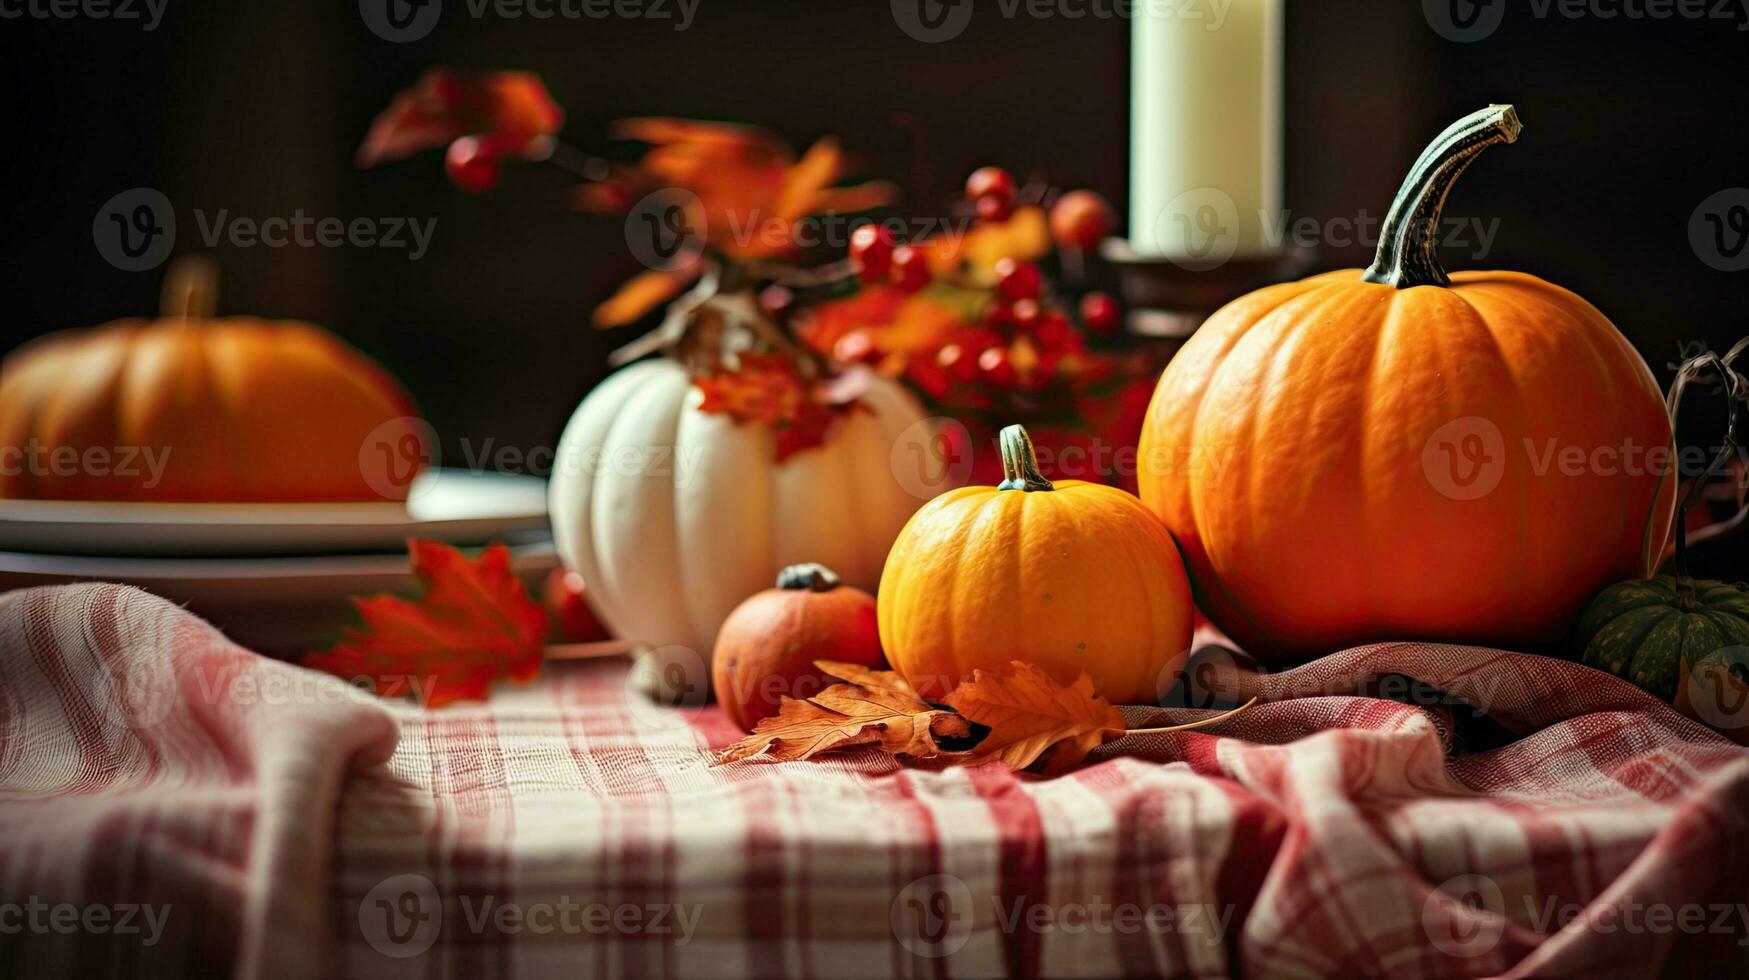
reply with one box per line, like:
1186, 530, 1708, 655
713, 660, 970, 764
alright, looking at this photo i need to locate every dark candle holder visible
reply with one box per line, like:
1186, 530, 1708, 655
1101, 239, 1317, 342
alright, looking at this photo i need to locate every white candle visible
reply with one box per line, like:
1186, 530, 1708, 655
1129, 0, 1284, 260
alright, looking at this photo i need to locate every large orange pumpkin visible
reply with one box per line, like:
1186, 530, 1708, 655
1137, 105, 1675, 661
0, 260, 422, 502
879, 424, 1194, 702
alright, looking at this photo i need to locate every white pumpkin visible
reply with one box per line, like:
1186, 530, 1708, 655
549, 358, 933, 691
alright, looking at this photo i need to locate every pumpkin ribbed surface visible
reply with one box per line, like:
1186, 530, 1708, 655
1138, 269, 1674, 661
878, 460, 1193, 703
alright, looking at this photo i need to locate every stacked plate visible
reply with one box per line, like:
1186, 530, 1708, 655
0, 469, 558, 656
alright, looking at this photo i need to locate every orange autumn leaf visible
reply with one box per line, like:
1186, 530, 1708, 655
592, 265, 701, 328
812, 659, 932, 709
714, 661, 972, 764
579, 118, 894, 325
944, 661, 1128, 775
303, 540, 546, 707
693, 353, 857, 462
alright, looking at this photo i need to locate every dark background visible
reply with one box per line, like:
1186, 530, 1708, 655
3, 0, 1746, 464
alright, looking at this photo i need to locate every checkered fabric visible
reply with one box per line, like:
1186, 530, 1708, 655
3, 584, 1748, 979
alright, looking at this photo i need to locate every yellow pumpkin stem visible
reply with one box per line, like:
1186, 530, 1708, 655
1115, 695, 1259, 738
996, 424, 1054, 492
162, 256, 219, 321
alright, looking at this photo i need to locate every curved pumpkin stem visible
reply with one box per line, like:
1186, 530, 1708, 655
1666, 341, 1748, 585
1362, 105, 1522, 289
997, 424, 1053, 492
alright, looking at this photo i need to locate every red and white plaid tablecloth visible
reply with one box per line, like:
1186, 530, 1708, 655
2, 584, 1748, 978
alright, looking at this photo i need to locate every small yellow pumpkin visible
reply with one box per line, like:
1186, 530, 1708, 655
878, 424, 1194, 703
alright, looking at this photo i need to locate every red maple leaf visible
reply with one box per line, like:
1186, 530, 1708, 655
693, 353, 860, 462
304, 540, 546, 707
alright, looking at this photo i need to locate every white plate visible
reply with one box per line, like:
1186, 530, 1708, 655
0, 539, 562, 656
0, 469, 550, 556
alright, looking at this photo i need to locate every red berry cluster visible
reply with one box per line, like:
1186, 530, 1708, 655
849, 225, 932, 293
966, 166, 1018, 222
837, 167, 1124, 404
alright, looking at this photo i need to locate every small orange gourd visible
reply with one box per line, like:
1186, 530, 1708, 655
878, 424, 1194, 703
712, 563, 884, 732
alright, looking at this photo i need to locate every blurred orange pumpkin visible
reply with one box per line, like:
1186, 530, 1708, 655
0, 259, 423, 502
